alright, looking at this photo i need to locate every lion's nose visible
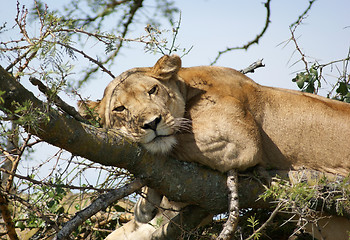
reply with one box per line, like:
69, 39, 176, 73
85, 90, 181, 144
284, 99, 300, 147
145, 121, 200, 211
141, 115, 162, 131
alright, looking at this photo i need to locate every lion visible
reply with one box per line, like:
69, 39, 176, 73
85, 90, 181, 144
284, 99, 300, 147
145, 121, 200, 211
80, 55, 350, 239
105, 192, 184, 240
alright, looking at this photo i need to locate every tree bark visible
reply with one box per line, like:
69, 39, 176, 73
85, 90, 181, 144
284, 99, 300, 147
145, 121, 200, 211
0, 65, 349, 219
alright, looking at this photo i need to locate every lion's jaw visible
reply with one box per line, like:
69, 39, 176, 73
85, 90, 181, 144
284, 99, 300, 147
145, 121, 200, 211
142, 133, 177, 154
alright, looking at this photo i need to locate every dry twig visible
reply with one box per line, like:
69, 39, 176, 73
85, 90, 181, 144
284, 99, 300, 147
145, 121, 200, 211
239, 59, 265, 74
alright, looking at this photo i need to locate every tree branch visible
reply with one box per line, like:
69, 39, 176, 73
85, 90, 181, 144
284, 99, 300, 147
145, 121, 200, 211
54, 179, 144, 240
78, 0, 144, 86
210, 0, 271, 65
29, 77, 88, 123
0, 64, 231, 212
245, 202, 283, 240
239, 59, 265, 74
290, 0, 317, 28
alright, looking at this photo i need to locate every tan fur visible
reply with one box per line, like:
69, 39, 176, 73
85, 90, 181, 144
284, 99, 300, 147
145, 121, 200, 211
302, 215, 350, 240
86, 55, 350, 175
81, 55, 350, 239
105, 196, 186, 240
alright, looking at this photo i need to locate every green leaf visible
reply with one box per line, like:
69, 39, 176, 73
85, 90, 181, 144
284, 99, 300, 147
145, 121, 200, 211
345, 93, 350, 103
336, 82, 349, 96
247, 215, 259, 228
296, 79, 305, 89
293, 73, 307, 89
113, 204, 127, 212
304, 82, 315, 93
0, 90, 5, 104
309, 65, 318, 79
15, 221, 26, 231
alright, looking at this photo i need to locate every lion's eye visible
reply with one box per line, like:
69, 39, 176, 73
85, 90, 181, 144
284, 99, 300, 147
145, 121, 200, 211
113, 106, 126, 112
148, 85, 158, 95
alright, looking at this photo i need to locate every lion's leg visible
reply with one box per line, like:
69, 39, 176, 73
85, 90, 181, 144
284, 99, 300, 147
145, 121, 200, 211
134, 186, 163, 223
150, 204, 211, 239
218, 169, 239, 240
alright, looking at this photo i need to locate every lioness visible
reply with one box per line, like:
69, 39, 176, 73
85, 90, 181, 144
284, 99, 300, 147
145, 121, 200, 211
81, 55, 350, 239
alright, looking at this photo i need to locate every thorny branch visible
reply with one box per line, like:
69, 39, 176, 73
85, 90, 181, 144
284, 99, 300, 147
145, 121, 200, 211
55, 42, 116, 79
7, 189, 61, 232
0, 127, 32, 240
210, 0, 271, 65
55, 28, 165, 46
286, 18, 350, 97
5, 134, 31, 192
289, 22, 310, 75
62, 0, 131, 26
1, 0, 165, 86
290, 0, 317, 28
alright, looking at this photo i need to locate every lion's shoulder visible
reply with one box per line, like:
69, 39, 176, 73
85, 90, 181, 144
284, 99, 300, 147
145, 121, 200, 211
178, 66, 257, 87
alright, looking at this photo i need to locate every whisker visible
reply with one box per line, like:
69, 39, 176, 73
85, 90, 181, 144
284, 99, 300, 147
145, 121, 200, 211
174, 118, 192, 133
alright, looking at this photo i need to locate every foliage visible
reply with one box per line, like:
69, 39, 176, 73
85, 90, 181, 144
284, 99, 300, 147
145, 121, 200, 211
288, 21, 350, 101
292, 61, 350, 102
260, 174, 350, 235
14, 176, 67, 231
6, 156, 133, 239
292, 64, 320, 93
0, 90, 5, 104
12, 100, 50, 131
246, 215, 262, 240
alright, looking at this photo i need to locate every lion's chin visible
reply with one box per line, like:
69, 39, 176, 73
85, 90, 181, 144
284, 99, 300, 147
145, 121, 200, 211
142, 135, 177, 154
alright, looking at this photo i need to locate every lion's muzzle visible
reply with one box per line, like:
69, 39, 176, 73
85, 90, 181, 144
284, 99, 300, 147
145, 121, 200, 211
141, 115, 162, 131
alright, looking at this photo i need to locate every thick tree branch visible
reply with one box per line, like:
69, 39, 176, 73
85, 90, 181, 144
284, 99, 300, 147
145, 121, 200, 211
0, 65, 349, 220
54, 179, 144, 240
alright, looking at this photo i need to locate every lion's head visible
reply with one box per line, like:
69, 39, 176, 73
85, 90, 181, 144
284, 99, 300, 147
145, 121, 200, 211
80, 55, 189, 154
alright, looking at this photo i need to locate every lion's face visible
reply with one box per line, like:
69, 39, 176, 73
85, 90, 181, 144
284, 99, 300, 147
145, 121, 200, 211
99, 55, 187, 154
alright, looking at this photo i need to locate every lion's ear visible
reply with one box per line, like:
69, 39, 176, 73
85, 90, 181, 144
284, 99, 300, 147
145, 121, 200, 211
151, 54, 181, 80
77, 100, 104, 125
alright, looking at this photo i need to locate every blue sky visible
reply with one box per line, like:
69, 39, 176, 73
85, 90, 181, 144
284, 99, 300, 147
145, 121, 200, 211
1, 0, 349, 97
